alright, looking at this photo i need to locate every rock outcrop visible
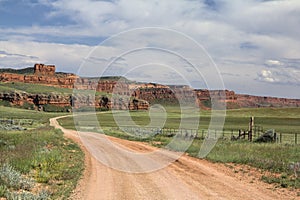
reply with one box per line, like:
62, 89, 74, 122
34, 63, 55, 76
1, 63, 300, 111
194, 89, 300, 109
0, 64, 78, 89
0, 91, 149, 111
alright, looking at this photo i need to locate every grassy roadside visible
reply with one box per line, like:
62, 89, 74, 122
58, 107, 300, 189
158, 139, 300, 189
0, 106, 84, 199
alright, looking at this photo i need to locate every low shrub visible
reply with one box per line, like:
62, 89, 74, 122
0, 100, 11, 107
0, 126, 84, 199
0, 184, 7, 198
0, 164, 34, 191
5, 190, 50, 200
43, 104, 71, 112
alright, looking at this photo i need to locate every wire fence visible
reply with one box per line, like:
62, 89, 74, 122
115, 126, 300, 144
0, 118, 34, 131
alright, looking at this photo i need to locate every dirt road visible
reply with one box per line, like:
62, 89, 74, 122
50, 116, 298, 200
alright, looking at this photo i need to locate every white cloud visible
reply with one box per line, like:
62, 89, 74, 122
258, 69, 275, 83
265, 59, 282, 66
0, 0, 300, 98
257, 58, 300, 86
219, 0, 300, 36
0, 40, 93, 72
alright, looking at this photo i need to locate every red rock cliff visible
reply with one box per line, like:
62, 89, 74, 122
0, 64, 78, 88
1, 64, 300, 110
34, 63, 55, 76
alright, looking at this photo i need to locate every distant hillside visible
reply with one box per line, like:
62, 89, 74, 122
82, 76, 134, 83
0, 67, 34, 74
1, 64, 300, 110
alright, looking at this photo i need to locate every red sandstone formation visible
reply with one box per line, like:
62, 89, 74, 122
0, 63, 300, 111
0, 91, 149, 111
34, 63, 55, 76
0, 63, 78, 88
194, 89, 300, 109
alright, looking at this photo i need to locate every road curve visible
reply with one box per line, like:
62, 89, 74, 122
50, 116, 297, 200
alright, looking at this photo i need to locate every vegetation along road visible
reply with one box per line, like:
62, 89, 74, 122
51, 115, 298, 199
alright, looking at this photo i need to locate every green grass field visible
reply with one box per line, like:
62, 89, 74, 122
59, 106, 300, 189
61, 107, 300, 133
0, 82, 73, 94
0, 106, 84, 199
0, 106, 66, 125
0, 82, 108, 96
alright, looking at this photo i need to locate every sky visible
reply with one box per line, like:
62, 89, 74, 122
0, 0, 299, 98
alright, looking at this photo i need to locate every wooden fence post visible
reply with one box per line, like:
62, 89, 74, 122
295, 133, 297, 144
280, 133, 282, 143
249, 117, 254, 142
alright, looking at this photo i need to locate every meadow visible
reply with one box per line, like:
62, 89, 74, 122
0, 82, 107, 96
59, 106, 300, 188
0, 106, 84, 199
0, 82, 73, 94
61, 107, 300, 134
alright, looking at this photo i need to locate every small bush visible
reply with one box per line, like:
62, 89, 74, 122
0, 100, 11, 107
0, 164, 34, 190
20, 102, 35, 110
43, 104, 71, 112
5, 190, 50, 200
0, 184, 7, 197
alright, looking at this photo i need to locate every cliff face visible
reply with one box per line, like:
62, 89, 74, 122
194, 89, 300, 108
0, 91, 149, 111
235, 94, 300, 108
71, 94, 148, 110
74, 79, 132, 95
0, 64, 78, 89
34, 63, 55, 76
0, 64, 150, 111
1, 63, 299, 110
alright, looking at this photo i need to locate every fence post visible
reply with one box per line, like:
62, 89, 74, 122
202, 130, 204, 139
280, 133, 282, 143
249, 116, 254, 138
295, 133, 297, 145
